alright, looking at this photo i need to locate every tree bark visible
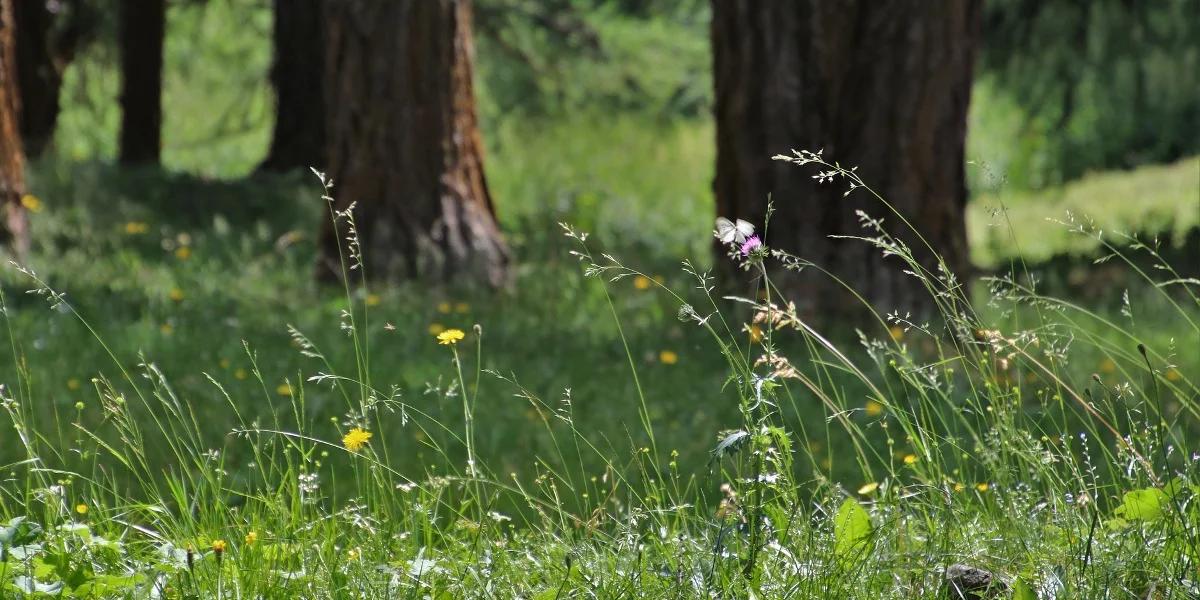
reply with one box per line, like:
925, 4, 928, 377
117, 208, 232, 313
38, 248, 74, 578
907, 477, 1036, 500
712, 1, 980, 317
13, 0, 88, 158
118, 0, 164, 165
319, 0, 509, 286
259, 0, 325, 173
0, 0, 28, 258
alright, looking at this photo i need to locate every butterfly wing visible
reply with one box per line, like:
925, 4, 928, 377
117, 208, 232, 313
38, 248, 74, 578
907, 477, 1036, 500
734, 219, 755, 243
715, 217, 737, 243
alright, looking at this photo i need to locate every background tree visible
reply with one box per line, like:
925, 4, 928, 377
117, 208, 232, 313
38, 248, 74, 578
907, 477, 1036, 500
712, 1, 981, 316
117, 0, 164, 165
259, 0, 324, 173
13, 0, 92, 158
319, 0, 508, 285
0, 0, 28, 257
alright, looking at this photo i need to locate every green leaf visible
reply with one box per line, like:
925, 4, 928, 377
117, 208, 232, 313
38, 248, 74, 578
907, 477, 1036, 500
1114, 488, 1167, 521
834, 498, 871, 557
1012, 577, 1038, 600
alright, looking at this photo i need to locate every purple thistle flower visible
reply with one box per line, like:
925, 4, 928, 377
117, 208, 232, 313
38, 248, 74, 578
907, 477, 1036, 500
740, 236, 762, 256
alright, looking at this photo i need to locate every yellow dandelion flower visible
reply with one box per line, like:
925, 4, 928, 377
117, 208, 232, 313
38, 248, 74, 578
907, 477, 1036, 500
454, 302, 469, 313
75, 503, 88, 515
888, 325, 905, 342
347, 547, 361, 560
633, 275, 652, 290
975, 482, 989, 492
67, 378, 81, 391
343, 427, 373, 452
174, 246, 192, 260
211, 539, 227, 553
857, 482, 879, 495
659, 350, 678, 365
160, 323, 174, 335
169, 288, 185, 302
747, 325, 764, 343
437, 328, 465, 345
437, 301, 452, 314
20, 194, 42, 213
903, 454, 918, 465
953, 482, 965, 493
1165, 368, 1181, 382
234, 368, 248, 380
219, 358, 231, 369
365, 293, 381, 307
864, 400, 884, 417
1098, 357, 1116, 374
428, 322, 446, 335
276, 383, 292, 397
244, 531, 257, 545
124, 221, 149, 235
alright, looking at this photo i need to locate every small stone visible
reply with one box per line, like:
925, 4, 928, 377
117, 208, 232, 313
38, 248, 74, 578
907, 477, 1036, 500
945, 563, 1006, 599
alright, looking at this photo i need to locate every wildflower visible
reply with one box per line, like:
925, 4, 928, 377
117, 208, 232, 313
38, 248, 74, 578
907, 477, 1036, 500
653, 275, 665, 285
20, 194, 42, 213
124, 221, 149, 235
1165, 368, 1181, 382
888, 325, 904, 342
1098, 357, 1116, 374
454, 302, 469, 313
633, 275, 652, 290
169, 288, 185, 302
437, 328, 465, 345
219, 358, 231, 369
75, 503, 88, 515
975, 482, 989, 492
74, 401, 84, 410
365, 294, 381, 307
160, 323, 174, 336
437, 301, 452, 314
234, 368, 248, 380
343, 427, 373, 452
428, 323, 446, 335
244, 531, 257, 545
211, 539, 226, 554
857, 482, 879, 495
953, 482, 965, 493
747, 324, 764, 343
174, 246, 192, 260
347, 547, 361, 561
67, 378, 81, 391
276, 383, 292, 397
739, 235, 762, 257
903, 454, 918, 465
864, 400, 884, 417
659, 350, 678, 365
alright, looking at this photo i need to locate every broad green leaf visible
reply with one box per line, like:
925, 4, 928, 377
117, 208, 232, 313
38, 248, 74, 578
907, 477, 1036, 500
1114, 488, 1167, 521
834, 498, 871, 557
1012, 577, 1038, 600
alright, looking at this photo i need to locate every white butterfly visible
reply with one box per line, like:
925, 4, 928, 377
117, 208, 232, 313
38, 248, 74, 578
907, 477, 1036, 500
715, 217, 755, 244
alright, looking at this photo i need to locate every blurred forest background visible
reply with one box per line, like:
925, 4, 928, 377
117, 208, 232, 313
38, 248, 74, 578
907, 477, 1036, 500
0, 0, 1196, 477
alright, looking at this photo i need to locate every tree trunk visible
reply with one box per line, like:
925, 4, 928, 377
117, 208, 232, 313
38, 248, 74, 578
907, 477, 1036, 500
259, 0, 325, 173
319, 0, 508, 285
118, 0, 164, 165
13, 0, 88, 158
712, 1, 980, 317
0, 0, 28, 258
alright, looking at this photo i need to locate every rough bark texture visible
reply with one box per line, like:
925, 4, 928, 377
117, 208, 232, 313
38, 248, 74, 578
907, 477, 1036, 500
118, 0, 164, 165
320, 0, 508, 285
13, 0, 87, 158
0, 0, 27, 258
712, 1, 980, 317
259, 0, 325, 173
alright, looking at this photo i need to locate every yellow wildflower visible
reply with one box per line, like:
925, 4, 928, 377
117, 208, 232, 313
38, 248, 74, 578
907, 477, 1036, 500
1166, 368, 1181, 382
174, 246, 192, 260
437, 328, 465, 345
633, 275, 652, 290
653, 275, 665, 284
903, 454, 918, 465
160, 323, 174, 336
659, 350, 678, 365
747, 325, 764, 343
234, 368, 248, 380
276, 383, 292, 397
953, 482, 965, 493
123, 221, 149, 235
211, 539, 227, 553
343, 427, 373, 452
1098, 357, 1116, 374
20, 194, 42, 213
975, 482, 989, 492
219, 358, 231, 369
365, 293, 381, 307
75, 503, 88, 515
347, 547, 361, 561
244, 531, 257, 545
169, 288, 185, 302
857, 482, 879, 495
864, 400, 884, 417
437, 301, 452, 314
889, 325, 904, 342
454, 302, 470, 313
428, 322, 446, 335
67, 378, 81, 391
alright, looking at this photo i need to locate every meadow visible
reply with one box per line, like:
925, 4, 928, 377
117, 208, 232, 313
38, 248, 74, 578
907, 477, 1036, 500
1, 2, 1198, 598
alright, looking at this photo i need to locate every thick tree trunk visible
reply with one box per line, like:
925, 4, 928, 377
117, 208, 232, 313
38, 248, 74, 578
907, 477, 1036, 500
13, 0, 87, 158
259, 0, 325, 173
319, 0, 508, 285
118, 0, 164, 165
0, 0, 28, 258
712, 1, 980, 317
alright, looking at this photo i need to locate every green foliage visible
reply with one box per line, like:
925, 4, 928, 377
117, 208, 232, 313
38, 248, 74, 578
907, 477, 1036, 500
833, 498, 871, 559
